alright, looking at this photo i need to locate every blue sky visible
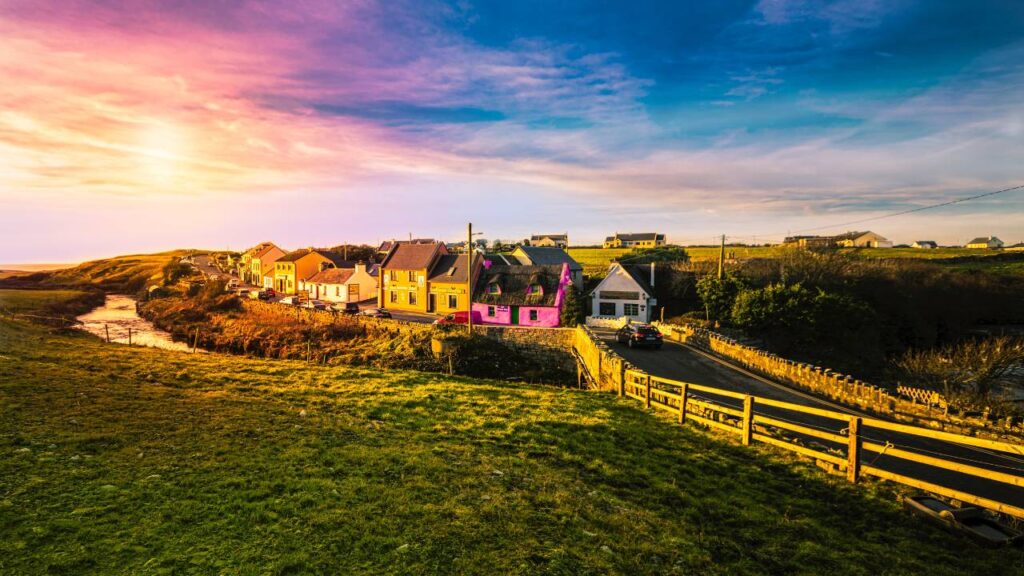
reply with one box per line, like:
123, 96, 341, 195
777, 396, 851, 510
1, 0, 1022, 261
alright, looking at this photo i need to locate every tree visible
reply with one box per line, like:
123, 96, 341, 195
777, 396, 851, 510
560, 287, 585, 327
696, 274, 744, 323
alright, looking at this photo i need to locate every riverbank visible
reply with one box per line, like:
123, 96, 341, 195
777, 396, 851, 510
1, 313, 1019, 575
77, 294, 195, 352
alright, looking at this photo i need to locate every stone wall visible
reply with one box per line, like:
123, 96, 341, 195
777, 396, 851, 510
476, 325, 577, 373
653, 321, 1023, 439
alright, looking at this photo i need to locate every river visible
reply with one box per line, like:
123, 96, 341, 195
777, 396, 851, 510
76, 294, 198, 352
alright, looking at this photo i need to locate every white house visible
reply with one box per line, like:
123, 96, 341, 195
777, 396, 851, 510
300, 263, 378, 303
911, 241, 938, 249
833, 231, 893, 248
966, 236, 1004, 249
588, 262, 657, 324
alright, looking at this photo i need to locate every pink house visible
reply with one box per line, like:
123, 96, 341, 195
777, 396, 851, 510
471, 262, 572, 327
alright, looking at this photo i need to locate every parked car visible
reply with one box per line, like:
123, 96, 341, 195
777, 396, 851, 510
434, 311, 475, 325
359, 307, 392, 319
256, 288, 276, 301
279, 296, 301, 306
235, 288, 251, 298
225, 280, 239, 291
615, 324, 663, 349
301, 299, 328, 310
331, 302, 360, 315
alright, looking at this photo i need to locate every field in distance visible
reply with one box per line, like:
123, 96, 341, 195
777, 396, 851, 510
0, 289, 1019, 575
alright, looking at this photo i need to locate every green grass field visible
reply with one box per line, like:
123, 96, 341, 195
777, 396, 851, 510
0, 289, 88, 312
569, 246, 1024, 277
1, 292, 1021, 574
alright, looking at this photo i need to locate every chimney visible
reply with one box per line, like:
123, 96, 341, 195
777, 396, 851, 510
649, 262, 655, 287
355, 263, 366, 275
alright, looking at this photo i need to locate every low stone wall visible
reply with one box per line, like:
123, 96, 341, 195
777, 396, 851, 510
653, 321, 1023, 439
476, 325, 577, 373
585, 316, 628, 329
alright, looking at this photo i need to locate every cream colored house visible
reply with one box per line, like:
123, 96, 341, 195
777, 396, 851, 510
603, 233, 666, 249
966, 236, 1004, 249
301, 263, 379, 303
833, 231, 893, 248
529, 234, 568, 248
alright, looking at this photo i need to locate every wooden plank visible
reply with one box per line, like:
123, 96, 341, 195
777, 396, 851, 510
687, 412, 743, 436
650, 375, 747, 400
860, 418, 1024, 456
686, 397, 745, 418
754, 397, 851, 422
753, 415, 847, 444
862, 465, 1024, 520
753, 433, 847, 467
862, 441, 1024, 488
645, 374, 652, 409
679, 382, 688, 425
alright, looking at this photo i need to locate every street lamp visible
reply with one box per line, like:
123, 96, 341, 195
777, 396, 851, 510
467, 223, 484, 334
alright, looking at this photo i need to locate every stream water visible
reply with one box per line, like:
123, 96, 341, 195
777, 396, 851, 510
76, 294, 197, 352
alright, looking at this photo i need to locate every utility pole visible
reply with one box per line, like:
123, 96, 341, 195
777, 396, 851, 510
717, 234, 726, 279
467, 222, 474, 334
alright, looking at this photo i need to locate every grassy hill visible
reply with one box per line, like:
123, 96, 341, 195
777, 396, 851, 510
0, 251, 193, 293
1, 292, 1020, 575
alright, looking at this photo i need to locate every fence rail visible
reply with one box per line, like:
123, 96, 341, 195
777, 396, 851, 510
573, 326, 1024, 521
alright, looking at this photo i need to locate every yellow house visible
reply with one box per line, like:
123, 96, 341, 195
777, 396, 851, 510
966, 236, 1004, 249
249, 243, 286, 288
379, 242, 447, 313
273, 249, 351, 294
603, 232, 666, 249
426, 253, 481, 314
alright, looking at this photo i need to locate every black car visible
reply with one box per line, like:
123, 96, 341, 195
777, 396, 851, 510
616, 324, 663, 349
333, 302, 360, 315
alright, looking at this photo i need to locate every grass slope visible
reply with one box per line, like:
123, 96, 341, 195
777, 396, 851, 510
1, 311, 1021, 574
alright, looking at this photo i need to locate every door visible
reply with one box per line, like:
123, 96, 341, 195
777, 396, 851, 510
427, 293, 436, 313
510, 306, 519, 325
348, 284, 359, 302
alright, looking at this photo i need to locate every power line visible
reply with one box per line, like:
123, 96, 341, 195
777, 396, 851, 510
750, 183, 1024, 240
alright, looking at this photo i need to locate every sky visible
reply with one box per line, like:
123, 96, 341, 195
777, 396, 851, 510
1, 0, 1023, 263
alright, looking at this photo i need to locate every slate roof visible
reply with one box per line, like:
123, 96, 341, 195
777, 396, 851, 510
531, 234, 567, 241
623, 265, 655, 296
428, 253, 477, 284
278, 249, 353, 267
483, 254, 521, 266
606, 232, 664, 242
306, 268, 354, 285
967, 236, 1001, 245
474, 265, 563, 307
515, 246, 582, 272
380, 242, 445, 270
913, 241, 937, 247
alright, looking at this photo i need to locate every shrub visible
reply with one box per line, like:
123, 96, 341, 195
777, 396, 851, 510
696, 274, 744, 323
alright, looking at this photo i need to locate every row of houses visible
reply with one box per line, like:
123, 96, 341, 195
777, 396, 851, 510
783, 231, 1017, 250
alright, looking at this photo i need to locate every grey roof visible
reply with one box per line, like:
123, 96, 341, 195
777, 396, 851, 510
483, 254, 522, 266
968, 236, 1001, 244
515, 246, 582, 271
607, 232, 664, 242
623, 265, 655, 296
531, 234, 567, 241
428, 253, 478, 283
380, 242, 445, 270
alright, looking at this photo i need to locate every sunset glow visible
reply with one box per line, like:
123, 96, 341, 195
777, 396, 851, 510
2, 1, 1023, 262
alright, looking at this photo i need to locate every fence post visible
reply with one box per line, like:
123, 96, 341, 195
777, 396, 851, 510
192, 327, 200, 354
678, 382, 688, 424
618, 362, 625, 397
742, 396, 754, 445
128, 327, 132, 346
847, 417, 862, 483
104, 324, 110, 343
645, 374, 652, 409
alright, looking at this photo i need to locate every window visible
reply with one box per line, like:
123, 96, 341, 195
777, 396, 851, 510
448, 294, 458, 308
487, 282, 501, 294
409, 292, 418, 305
527, 284, 543, 296
624, 303, 639, 316
335, 286, 341, 297
599, 302, 616, 316
529, 310, 539, 322
349, 284, 359, 299
487, 306, 496, 317
390, 291, 398, 303
407, 271, 415, 282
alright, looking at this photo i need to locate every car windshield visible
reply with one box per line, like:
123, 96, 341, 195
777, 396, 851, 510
636, 327, 659, 335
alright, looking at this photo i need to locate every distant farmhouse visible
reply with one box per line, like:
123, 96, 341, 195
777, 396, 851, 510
911, 241, 938, 249
603, 232, 666, 249
966, 236, 1004, 249
527, 234, 569, 249
783, 230, 892, 249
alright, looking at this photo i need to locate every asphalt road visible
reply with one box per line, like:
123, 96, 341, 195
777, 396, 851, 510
191, 255, 235, 283
592, 328, 1024, 516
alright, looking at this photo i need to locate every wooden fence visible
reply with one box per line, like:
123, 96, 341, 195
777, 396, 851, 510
573, 326, 1024, 521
